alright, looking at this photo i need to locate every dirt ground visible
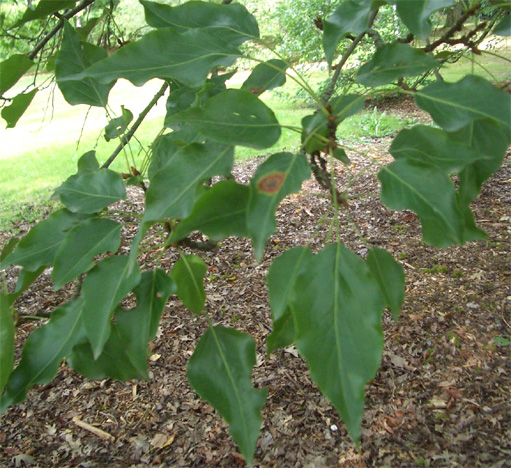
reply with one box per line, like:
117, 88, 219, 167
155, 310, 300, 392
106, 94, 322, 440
0, 97, 510, 467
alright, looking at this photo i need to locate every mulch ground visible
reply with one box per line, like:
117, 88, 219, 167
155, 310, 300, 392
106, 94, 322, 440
1, 97, 510, 467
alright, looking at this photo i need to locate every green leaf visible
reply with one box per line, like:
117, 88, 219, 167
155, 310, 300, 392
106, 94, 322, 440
0, 294, 15, 394
55, 21, 113, 107
366, 248, 404, 321
266, 247, 313, 354
171, 254, 207, 314
12, 0, 76, 28
323, 0, 374, 64
169, 180, 250, 244
390, 125, 487, 174
52, 218, 122, 290
74, 28, 242, 88
453, 120, 510, 204
0, 209, 88, 271
104, 105, 133, 141
301, 94, 365, 153
141, 0, 259, 45
144, 142, 234, 222
167, 89, 281, 149
69, 270, 175, 380
1, 88, 38, 128
6, 267, 45, 306
395, 0, 455, 40
77, 150, 99, 173
56, 168, 126, 214
76, 16, 103, 40
0, 238, 19, 263
67, 317, 143, 380
357, 44, 438, 87
248, 153, 310, 260
494, 15, 511, 36
148, 128, 202, 178
187, 326, 267, 466
0, 54, 33, 95
333, 147, 351, 165
81, 256, 141, 358
415, 75, 511, 133
0, 299, 86, 414
378, 159, 481, 247
290, 243, 385, 444
241, 59, 287, 96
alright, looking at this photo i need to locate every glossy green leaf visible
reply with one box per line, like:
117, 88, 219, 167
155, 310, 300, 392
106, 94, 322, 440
76, 16, 103, 39
81, 256, 141, 358
1, 88, 37, 128
454, 120, 510, 242
378, 159, 481, 247
395, 0, 454, 40
104, 105, 133, 141
0, 294, 15, 394
69, 269, 175, 380
52, 218, 122, 290
0, 54, 33, 95
0, 299, 86, 414
301, 94, 365, 153
148, 128, 202, 178
67, 316, 143, 380
241, 59, 287, 96
494, 15, 511, 36
167, 89, 281, 149
357, 44, 438, 87
390, 125, 487, 174
366, 248, 404, 321
171, 254, 207, 314
266, 247, 313, 354
12, 0, 76, 28
56, 168, 126, 214
415, 75, 511, 133
333, 147, 351, 165
75, 28, 241, 88
0, 209, 88, 272
290, 243, 385, 444
188, 326, 267, 466
248, 153, 310, 260
144, 142, 233, 222
453, 120, 511, 204
77, 150, 99, 173
141, 0, 259, 45
0, 238, 19, 263
55, 21, 113, 107
6, 267, 45, 306
169, 180, 250, 244
323, 0, 374, 64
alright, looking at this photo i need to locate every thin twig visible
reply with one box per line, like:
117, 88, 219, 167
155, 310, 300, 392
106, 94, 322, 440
28, 0, 96, 61
101, 82, 169, 169
321, 9, 378, 105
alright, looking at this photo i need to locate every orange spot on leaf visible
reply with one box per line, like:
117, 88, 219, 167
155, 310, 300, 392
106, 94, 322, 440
257, 172, 286, 194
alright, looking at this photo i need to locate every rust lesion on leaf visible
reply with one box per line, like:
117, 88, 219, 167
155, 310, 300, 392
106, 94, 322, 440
257, 172, 286, 194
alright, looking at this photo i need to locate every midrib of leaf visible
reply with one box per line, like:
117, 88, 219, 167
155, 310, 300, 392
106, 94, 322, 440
10, 241, 64, 268
187, 118, 278, 129
62, 187, 120, 200
209, 326, 251, 440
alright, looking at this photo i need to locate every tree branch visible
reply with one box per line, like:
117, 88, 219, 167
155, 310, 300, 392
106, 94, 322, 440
321, 9, 378, 105
102, 82, 169, 169
28, 0, 96, 61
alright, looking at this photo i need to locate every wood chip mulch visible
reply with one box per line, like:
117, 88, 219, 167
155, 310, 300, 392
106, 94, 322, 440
1, 104, 510, 467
